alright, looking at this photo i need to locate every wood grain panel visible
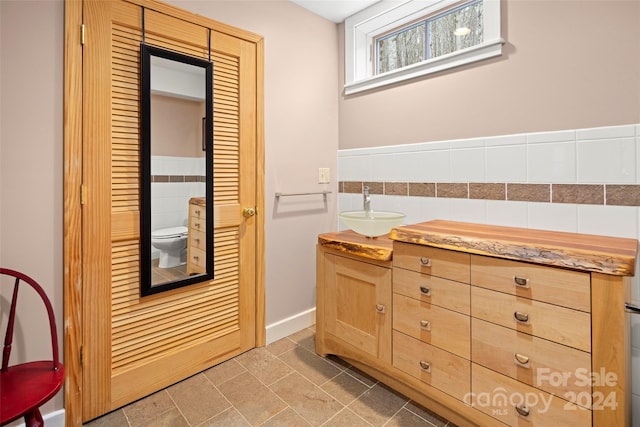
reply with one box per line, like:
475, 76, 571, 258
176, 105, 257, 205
111, 227, 240, 373
317, 230, 393, 261
213, 52, 240, 205
471, 254, 591, 312
393, 242, 470, 283
325, 253, 392, 363
472, 363, 591, 426
471, 286, 591, 352
83, 0, 116, 419
393, 293, 470, 359
472, 318, 592, 400
145, 9, 208, 51
108, 0, 244, 394
73, 0, 262, 420
591, 273, 630, 426
392, 267, 470, 315
111, 22, 141, 214
391, 220, 638, 276
63, 0, 84, 424
393, 331, 470, 402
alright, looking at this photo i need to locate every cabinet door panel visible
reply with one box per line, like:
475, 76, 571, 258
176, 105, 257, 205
325, 254, 391, 362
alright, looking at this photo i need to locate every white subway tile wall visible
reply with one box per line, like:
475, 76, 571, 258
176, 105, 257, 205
150, 155, 206, 239
337, 123, 640, 424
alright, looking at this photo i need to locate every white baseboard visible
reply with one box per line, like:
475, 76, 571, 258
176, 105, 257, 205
265, 307, 316, 344
14, 409, 65, 427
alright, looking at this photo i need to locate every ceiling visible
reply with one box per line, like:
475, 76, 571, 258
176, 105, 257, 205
289, 0, 381, 23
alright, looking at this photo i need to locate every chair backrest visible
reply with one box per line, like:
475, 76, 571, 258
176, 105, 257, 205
1, 268, 60, 372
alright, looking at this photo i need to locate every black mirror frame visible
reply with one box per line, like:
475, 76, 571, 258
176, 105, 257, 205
140, 44, 214, 296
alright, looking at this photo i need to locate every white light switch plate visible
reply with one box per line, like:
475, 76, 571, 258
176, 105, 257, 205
318, 168, 330, 184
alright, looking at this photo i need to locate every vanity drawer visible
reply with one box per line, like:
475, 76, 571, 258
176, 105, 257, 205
393, 331, 470, 402
471, 363, 591, 426
190, 217, 206, 233
471, 255, 591, 312
471, 286, 591, 352
393, 242, 470, 283
189, 203, 206, 220
188, 246, 206, 273
472, 318, 592, 400
393, 267, 470, 315
189, 229, 206, 251
393, 293, 470, 359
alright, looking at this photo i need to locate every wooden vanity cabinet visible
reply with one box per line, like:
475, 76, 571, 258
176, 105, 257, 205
186, 197, 206, 275
316, 231, 499, 427
389, 220, 637, 427
316, 234, 392, 365
318, 221, 638, 427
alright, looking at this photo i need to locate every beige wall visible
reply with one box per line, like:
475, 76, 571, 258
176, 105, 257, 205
0, 0, 65, 415
168, 1, 340, 329
151, 94, 205, 157
339, 0, 640, 149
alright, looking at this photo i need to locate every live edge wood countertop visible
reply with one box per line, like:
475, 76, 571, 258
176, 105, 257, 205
390, 220, 638, 277
317, 229, 393, 261
319, 220, 638, 276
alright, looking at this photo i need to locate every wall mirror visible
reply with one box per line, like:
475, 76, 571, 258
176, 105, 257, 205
140, 44, 214, 296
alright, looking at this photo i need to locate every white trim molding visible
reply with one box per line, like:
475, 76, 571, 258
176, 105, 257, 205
265, 307, 316, 344
344, 0, 504, 95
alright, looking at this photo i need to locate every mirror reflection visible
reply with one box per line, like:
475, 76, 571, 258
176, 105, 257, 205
140, 45, 214, 296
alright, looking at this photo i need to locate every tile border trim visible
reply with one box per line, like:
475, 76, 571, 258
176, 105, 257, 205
339, 181, 640, 207
151, 175, 206, 183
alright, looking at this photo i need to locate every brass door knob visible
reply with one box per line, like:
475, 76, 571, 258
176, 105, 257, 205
243, 207, 256, 217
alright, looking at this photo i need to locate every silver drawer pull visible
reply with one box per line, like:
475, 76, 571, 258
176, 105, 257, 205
419, 286, 431, 296
514, 353, 530, 368
514, 311, 529, 323
420, 319, 431, 331
514, 276, 529, 288
515, 404, 530, 417
419, 360, 431, 372
419, 257, 431, 267
376, 304, 385, 313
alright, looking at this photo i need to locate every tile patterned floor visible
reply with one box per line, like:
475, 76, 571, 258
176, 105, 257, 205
84, 327, 457, 427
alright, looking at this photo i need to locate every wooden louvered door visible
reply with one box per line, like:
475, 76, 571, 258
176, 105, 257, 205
79, 0, 263, 421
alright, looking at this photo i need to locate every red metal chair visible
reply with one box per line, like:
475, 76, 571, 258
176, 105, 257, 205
1, 268, 64, 427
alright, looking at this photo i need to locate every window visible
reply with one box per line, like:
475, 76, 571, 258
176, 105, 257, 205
345, 0, 503, 95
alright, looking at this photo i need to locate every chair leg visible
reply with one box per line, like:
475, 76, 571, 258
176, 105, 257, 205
24, 409, 44, 427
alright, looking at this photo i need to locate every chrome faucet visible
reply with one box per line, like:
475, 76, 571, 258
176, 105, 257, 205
363, 186, 371, 213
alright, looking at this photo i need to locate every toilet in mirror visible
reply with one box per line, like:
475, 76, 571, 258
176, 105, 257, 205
140, 44, 214, 296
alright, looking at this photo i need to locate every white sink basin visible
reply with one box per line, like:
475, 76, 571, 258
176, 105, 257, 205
339, 210, 405, 237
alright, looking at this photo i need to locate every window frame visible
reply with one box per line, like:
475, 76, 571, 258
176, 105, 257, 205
344, 0, 504, 95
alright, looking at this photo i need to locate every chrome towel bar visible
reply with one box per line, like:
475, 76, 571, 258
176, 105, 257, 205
275, 191, 331, 198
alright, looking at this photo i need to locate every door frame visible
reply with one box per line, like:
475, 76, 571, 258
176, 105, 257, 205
63, 0, 265, 424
